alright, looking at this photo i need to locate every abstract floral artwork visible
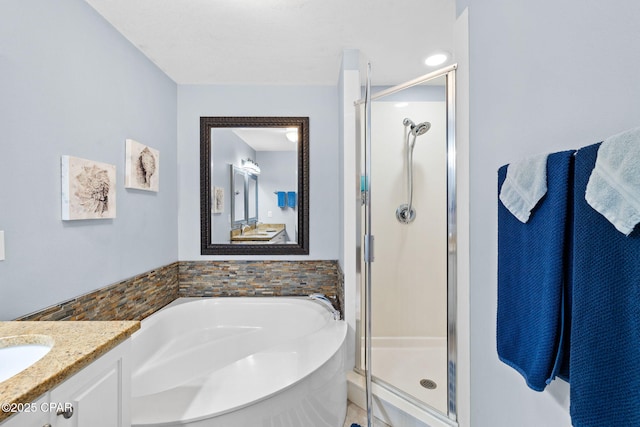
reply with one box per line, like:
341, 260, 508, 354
61, 156, 116, 220
125, 139, 159, 192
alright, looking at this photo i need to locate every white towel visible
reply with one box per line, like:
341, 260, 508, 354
499, 154, 549, 223
585, 127, 640, 235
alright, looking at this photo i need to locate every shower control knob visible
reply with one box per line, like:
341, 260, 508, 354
396, 204, 416, 224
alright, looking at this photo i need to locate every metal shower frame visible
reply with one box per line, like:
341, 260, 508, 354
354, 63, 458, 426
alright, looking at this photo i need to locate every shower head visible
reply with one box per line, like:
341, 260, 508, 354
403, 118, 431, 137
411, 122, 431, 136
398, 118, 430, 224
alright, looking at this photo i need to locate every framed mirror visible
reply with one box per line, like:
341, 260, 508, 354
200, 116, 309, 255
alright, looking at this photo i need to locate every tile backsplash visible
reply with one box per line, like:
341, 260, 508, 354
17, 260, 343, 321
16, 262, 180, 321
179, 260, 338, 296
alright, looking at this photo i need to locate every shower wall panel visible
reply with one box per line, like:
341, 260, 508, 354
370, 101, 447, 339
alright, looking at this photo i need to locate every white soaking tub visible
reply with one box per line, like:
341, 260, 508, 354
130, 297, 347, 427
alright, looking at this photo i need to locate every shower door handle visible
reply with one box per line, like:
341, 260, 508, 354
364, 234, 375, 262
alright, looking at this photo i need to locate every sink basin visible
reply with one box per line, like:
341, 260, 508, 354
0, 335, 54, 383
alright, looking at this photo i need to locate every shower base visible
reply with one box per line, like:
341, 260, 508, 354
349, 337, 453, 427
371, 337, 448, 413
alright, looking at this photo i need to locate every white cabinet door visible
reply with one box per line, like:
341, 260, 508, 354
49, 339, 130, 427
0, 395, 50, 427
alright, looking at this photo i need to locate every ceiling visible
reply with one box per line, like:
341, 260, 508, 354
232, 128, 297, 152
84, 0, 456, 86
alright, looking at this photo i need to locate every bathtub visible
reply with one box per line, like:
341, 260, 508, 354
130, 297, 348, 427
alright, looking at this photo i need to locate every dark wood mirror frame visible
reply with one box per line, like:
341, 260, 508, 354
200, 116, 309, 255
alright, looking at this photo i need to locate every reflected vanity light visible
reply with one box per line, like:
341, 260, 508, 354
242, 158, 261, 175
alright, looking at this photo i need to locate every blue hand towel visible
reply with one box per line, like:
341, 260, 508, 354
570, 143, 640, 427
287, 191, 296, 208
496, 150, 574, 391
277, 191, 286, 208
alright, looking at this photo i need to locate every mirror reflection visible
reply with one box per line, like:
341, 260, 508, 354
247, 172, 258, 223
231, 165, 247, 225
200, 117, 309, 255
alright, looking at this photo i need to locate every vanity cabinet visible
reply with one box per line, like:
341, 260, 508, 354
0, 395, 49, 427
0, 339, 131, 427
49, 338, 130, 427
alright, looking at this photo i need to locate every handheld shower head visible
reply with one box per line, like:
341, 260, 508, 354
397, 117, 431, 224
411, 122, 431, 136
404, 118, 431, 137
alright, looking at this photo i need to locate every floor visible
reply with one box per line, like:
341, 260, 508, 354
343, 402, 390, 427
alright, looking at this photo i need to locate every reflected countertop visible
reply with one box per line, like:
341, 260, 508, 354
230, 223, 285, 242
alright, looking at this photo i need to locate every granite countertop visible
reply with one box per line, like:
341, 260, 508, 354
0, 321, 139, 422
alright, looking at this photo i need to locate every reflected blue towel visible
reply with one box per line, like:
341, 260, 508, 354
497, 150, 574, 391
277, 191, 286, 208
570, 143, 640, 427
287, 191, 296, 208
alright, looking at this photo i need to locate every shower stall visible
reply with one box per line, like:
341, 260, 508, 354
354, 65, 457, 426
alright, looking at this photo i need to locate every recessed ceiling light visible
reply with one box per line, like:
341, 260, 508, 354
425, 52, 449, 67
395, 102, 409, 108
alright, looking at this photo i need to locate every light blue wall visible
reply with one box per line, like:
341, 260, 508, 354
177, 85, 340, 260
468, 1, 640, 426
0, 0, 178, 320
256, 151, 298, 241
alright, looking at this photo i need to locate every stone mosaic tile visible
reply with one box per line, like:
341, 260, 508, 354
336, 263, 345, 319
16, 263, 179, 321
179, 261, 341, 312
16, 260, 344, 321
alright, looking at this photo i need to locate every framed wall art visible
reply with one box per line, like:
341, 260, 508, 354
125, 139, 159, 192
61, 155, 116, 220
213, 186, 224, 214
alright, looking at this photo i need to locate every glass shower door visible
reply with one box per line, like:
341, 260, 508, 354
357, 66, 457, 421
